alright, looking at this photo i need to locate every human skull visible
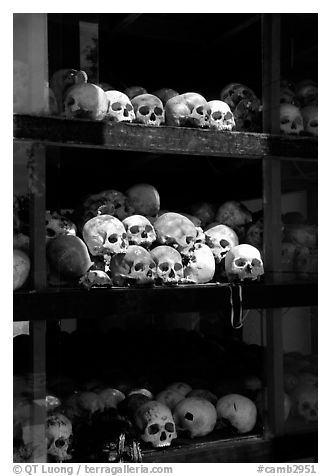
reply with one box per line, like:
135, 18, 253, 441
126, 184, 160, 217
208, 100, 236, 131
133, 400, 177, 448
165, 92, 210, 128
154, 212, 197, 256
122, 215, 156, 248
280, 104, 304, 135
50, 68, 88, 114
220, 83, 261, 132
292, 384, 317, 422
220, 83, 259, 110
131, 94, 165, 126
82, 214, 128, 257
173, 397, 217, 438
110, 245, 156, 286
183, 243, 215, 283
79, 269, 112, 289
46, 413, 73, 461
105, 90, 135, 123
295, 80, 318, 107
166, 382, 192, 397
156, 389, 184, 411
64, 83, 108, 120
216, 394, 257, 433
300, 105, 318, 136
190, 202, 215, 228
46, 235, 93, 280
225, 244, 264, 282
13, 249, 30, 291
45, 211, 77, 242
280, 86, 299, 106
150, 246, 184, 284
205, 224, 239, 263
215, 201, 252, 241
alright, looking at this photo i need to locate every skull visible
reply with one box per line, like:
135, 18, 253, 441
150, 246, 184, 284
82, 214, 128, 257
133, 400, 177, 448
131, 94, 165, 126
215, 201, 252, 242
13, 249, 30, 291
45, 211, 77, 242
165, 92, 210, 128
186, 389, 218, 406
50, 68, 88, 114
64, 83, 108, 120
190, 202, 215, 228
105, 90, 135, 123
122, 215, 156, 248
205, 224, 239, 264
79, 270, 112, 289
110, 245, 157, 286
173, 397, 217, 438
183, 243, 215, 284
301, 105, 318, 136
154, 212, 197, 256
295, 80, 318, 107
220, 83, 258, 110
292, 384, 318, 422
46, 235, 93, 280
280, 104, 304, 135
126, 184, 160, 217
216, 394, 257, 433
224, 244, 264, 282
208, 100, 236, 131
166, 382, 192, 397
220, 83, 261, 132
46, 413, 73, 461
280, 86, 299, 106
156, 389, 185, 411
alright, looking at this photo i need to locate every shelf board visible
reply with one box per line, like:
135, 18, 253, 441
13, 281, 317, 321
14, 114, 317, 160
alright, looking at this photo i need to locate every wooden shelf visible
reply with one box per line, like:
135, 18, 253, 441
13, 281, 317, 321
14, 114, 318, 160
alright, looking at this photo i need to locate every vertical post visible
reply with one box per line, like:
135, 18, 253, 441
261, 14, 284, 436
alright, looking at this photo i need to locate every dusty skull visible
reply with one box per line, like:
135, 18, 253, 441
105, 90, 135, 122
208, 100, 236, 131
292, 383, 317, 422
156, 389, 185, 412
150, 245, 184, 284
46, 412, 73, 461
165, 92, 210, 128
154, 212, 197, 256
205, 224, 239, 263
122, 215, 156, 248
82, 214, 128, 257
133, 400, 177, 448
131, 94, 165, 126
64, 83, 108, 120
184, 243, 215, 283
225, 244, 264, 282
216, 394, 257, 433
300, 105, 318, 136
110, 245, 156, 286
280, 104, 304, 135
173, 397, 217, 438
45, 211, 77, 242
215, 201, 252, 241
126, 184, 160, 217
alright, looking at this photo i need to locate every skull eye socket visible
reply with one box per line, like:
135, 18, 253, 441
212, 111, 223, 120
126, 104, 133, 112
130, 225, 140, 234
154, 107, 163, 116
165, 422, 175, 432
55, 438, 66, 448
234, 258, 246, 267
138, 105, 150, 116
196, 106, 204, 115
66, 97, 75, 107
134, 262, 145, 272
174, 263, 183, 271
159, 263, 170, 272
148, 423, 160, 435
46, 228, 57, 237
149, 262, 156, 269
184, 412, 194, 421
220, 239, 230, 248
186, 236, 194, 244
108, 234, 119, 243
111, 101, 123, 111
281, 117, 290, 125
145, 225, 153, 233
252, 258, 262, 267
224, 111, 233, 120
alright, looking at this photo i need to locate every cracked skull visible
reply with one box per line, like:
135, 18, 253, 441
133, 400, 177, 448
225, 244, 264, 282
46, 412, 73, 461
150, 245, 184, 284
110, 245, 156, 286
82, 214, 128, 257
131, 94, 165, 126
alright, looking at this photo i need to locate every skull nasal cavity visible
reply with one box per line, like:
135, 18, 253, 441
160, 432, 167, 441
220, 239, 229, 248
184, 412, 194, 421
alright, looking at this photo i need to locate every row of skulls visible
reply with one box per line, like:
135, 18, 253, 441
45, 68, 317, 135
